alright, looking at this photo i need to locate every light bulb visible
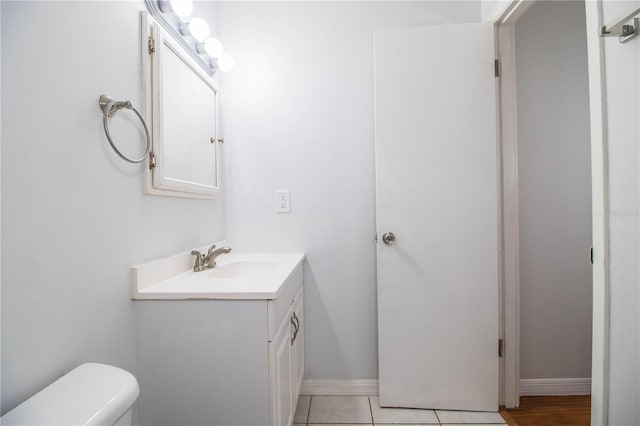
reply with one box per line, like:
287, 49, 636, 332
217, 54, 234, 72
168, 0, 192, 18
188, 18, 210, 42
204, 38, 224, 58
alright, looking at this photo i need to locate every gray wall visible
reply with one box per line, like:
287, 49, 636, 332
601, 1, 640, 423
0, 1, 224, 414
218, 1, 482, 381
515, 1, 592, 379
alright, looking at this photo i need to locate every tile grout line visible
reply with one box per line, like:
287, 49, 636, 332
306, 395, 312, 426
368, 395, 375, 425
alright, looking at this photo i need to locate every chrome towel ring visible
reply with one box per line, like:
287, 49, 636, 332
99, 94, 151, 164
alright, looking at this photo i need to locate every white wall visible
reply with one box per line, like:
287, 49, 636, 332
599, 1, 640, 424
219, 1, 481, 381
481, 0, 509, 21
0, 1, 224, 414
515, 1, 592, 380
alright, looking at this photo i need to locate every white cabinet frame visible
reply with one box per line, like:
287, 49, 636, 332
141, 13, 221, 199
269, 287, 304, 426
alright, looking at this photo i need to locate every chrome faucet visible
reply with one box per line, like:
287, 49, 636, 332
191, 244, 232, 272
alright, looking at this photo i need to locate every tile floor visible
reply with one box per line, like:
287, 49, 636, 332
294, 395, 507, 426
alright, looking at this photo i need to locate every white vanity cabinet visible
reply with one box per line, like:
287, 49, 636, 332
270, 287, 304, 426
292, 291, 305, 400
133, 254, 305, 426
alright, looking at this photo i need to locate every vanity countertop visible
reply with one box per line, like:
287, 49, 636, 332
132, 247, 305, 300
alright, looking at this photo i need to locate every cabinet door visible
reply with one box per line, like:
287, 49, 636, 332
291, 290, 304, 398
270, 309, 294, 426
144, 18, 220, 199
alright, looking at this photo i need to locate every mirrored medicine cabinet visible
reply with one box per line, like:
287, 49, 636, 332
142, 13, 221, 199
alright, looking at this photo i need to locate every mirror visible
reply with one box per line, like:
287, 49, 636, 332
143, 13, 220, 199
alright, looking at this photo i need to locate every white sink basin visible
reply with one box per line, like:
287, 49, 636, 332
205, 260, 279, 279
132, 250, 305, 300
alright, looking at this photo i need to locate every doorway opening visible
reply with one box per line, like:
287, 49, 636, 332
497, 0, 595, 418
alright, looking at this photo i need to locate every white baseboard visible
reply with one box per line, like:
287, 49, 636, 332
301, 378, 590, 397
301, 380, 379, 396
520, 378, 591, 396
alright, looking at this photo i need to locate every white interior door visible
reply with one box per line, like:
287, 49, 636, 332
375, 22, 499, 412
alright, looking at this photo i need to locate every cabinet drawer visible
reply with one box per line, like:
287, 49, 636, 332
267, 263, 303, 341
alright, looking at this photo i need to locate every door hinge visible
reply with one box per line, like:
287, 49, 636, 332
498, 338, 504, 357
494, 59, 501, 77
149, 151, 157, 170
148, 36, 156, 54
590, 246, 594, 264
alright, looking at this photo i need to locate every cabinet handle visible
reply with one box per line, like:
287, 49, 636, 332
291, 315, 298, 345
291, 312, 300, 345
293, 311, 300, 330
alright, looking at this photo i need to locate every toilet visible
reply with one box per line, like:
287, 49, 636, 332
1, 363, 140, 426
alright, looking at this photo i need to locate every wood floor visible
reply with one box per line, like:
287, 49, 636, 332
500, 396, 591, 426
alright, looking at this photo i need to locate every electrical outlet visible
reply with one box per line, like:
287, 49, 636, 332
276, 190, 291, 213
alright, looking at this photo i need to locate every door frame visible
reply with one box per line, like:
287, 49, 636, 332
493, 1, 609, 422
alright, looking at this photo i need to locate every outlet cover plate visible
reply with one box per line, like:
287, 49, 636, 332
276, 190, 291, 213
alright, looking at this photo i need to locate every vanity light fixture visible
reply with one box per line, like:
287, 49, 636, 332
147, 0, 234, 74
203, 38, 224, 58
215, 54, 235, 73
182, 17, 210, 42
158, 0, 193, 18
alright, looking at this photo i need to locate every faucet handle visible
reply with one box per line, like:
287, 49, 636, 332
207, 244, 217, 255
191, 250, 205, 271
191, 250, 204, 263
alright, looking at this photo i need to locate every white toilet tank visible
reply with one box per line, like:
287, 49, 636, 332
1, 363, 140, 426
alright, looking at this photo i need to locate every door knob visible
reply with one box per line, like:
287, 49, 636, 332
382, 232, 396, 245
